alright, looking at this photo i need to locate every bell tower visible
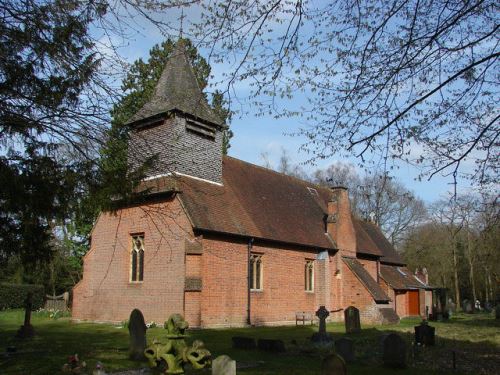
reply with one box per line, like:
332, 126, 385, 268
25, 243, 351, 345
126, 40, 226, 184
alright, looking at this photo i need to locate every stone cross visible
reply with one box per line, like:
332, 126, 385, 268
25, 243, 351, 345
312, 306, 333, 343
316, 306, 329, 336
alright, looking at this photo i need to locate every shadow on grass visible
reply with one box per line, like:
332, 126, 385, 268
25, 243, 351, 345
0, 310, 498, 375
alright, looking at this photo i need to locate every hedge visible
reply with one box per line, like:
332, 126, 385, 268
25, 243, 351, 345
0, 283, 44, 310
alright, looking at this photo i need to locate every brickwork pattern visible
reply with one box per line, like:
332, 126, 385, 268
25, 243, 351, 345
72, 198, 192, 323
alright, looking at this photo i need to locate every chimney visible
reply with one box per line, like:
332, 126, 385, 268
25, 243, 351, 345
326, 187, 357, 257
415, 267, 429, 285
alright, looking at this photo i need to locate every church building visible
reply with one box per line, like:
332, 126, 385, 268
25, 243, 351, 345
72, 40, 432, 327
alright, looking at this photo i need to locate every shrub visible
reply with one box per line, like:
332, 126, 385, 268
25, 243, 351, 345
0, 283, 44, 310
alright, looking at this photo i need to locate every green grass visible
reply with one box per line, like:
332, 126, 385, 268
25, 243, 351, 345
0, 310, 498, 374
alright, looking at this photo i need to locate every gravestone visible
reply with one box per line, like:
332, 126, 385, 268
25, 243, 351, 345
344, 306, 361, 333
311, 306, 333, 343
382, 333, 407, 368
464, 300, 473, 314
212, 355, 236, 375
335, 337, 354, 363
495, 305, 500, 319
320, 353, 347, 375
16, 292, 35, 338
257, 338, 285, 352
231, 336, 256, 350
128, 309, 147, 360
414, 321, 435, 346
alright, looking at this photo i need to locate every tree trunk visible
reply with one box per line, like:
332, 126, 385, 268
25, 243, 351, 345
467, 229, 477, 302
452, 240, 461, 309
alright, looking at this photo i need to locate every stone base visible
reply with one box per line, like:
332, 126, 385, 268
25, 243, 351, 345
311, 332, 334, 343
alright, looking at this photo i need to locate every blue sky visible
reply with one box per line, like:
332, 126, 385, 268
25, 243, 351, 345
97, 6, 481, 204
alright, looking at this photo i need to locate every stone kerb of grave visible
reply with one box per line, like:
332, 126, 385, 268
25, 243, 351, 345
320, 353, 347, 375
414, 320, 435, 346
212, 355, 236, 375
382, 333, 407, 368
128, 309, 147, 361
334, 337, 354, 363
231, 336, 256, 350
344, 306, 361, 334
257, 339, 286, 353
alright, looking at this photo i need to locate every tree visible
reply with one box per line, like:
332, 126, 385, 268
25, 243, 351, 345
0, 0, 108, 268
0, 0, 205, 280
192, 0, 499, 186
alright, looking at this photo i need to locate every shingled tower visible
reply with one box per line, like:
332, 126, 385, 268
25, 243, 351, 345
127, 40, 226, 184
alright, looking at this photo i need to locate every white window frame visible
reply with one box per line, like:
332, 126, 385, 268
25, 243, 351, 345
305, 260, 314, 292
250, 253, 263, 291
130, 234, 145, 282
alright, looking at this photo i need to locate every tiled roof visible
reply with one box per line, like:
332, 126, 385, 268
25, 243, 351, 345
380, 265, 430, 290
177, 157, 335, 249
359, 221, 405, 265
136, 157, 402, 256
353, 219, 384, 257
126, 40, 223, 127
342, 257, 390, 303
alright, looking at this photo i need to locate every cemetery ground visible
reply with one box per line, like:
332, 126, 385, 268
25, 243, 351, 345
0, 310, 498, 375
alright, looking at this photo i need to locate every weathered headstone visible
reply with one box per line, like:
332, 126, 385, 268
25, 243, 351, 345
128, 309, 147, 361
16, 292, 35, 338
464, 300, 473, 314
212, 355, 236, 375
414, 321, 435, 346
312, 306, 333, 343
344, 306, 361, 333
320, 353, 347, 375
495, 304, 500, 320
257, 338, 286, 352
335, 337, 354, 363
231, 336, 256, 350
382, 333, 407, 368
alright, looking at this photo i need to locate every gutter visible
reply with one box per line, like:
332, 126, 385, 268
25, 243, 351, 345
247, 237, 254, 326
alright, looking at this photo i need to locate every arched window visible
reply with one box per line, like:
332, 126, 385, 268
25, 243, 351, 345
250, 254, 263, 290
305, 260, 314, 292
130, 235, 145, 282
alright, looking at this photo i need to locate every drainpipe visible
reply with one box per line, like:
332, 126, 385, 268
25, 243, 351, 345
247, 238, 254, 326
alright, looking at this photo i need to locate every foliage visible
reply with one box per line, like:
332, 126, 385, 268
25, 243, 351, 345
403, 193, 499, 305
263, 150, 426, 247
193, 0, 499, 186
0, 283, 44, 310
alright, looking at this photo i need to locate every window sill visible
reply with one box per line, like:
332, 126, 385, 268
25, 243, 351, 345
305, 290, 315, 294
129, 281, 144, 285
251, 289, 263, 293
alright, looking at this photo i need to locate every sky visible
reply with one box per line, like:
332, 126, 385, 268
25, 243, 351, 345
96, 5, 484, 204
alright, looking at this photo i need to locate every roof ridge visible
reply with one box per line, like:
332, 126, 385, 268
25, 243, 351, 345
223, 155, 329, 192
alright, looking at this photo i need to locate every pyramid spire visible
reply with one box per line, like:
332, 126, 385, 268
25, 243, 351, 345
126, 40, 224, 127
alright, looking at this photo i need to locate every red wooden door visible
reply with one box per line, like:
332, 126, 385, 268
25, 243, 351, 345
408, 290, 420, 316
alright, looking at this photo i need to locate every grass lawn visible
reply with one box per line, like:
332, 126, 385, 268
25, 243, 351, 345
0, 310, 499, 374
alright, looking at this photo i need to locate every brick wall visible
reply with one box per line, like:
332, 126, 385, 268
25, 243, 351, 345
199, 235, 322, 327
327, 188, 357, 258
128, 115, 223, 183
340, 260, 381, 323
72, 197, 192, 323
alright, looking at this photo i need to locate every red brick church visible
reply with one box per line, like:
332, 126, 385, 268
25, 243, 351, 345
72, 40, 432, 327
